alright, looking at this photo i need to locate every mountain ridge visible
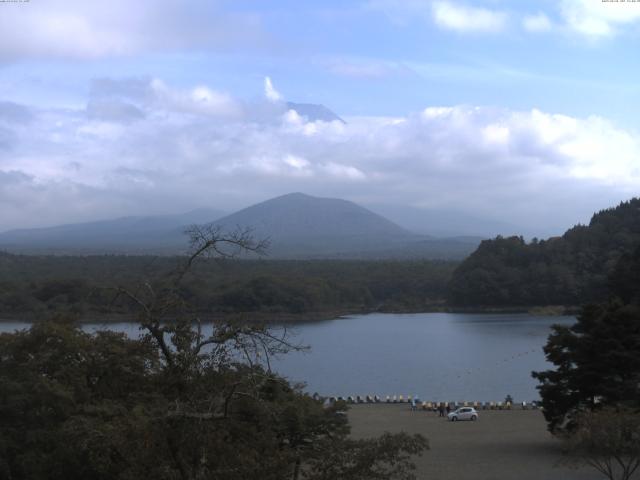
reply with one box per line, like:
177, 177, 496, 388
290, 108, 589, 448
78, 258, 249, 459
0, 208, 225, 252
0, 193, 480, 259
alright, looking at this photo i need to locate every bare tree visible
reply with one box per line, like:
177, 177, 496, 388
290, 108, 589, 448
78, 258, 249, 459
99, 225, 426, 480
109, 225, 302, 406
110, 225, 284, 363
563, 407, 640, 480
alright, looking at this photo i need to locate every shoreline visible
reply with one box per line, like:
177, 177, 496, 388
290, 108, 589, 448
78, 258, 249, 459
0, 304, 578, 324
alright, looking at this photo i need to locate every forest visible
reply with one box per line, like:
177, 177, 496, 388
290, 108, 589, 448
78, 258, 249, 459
448, 198, 640, 307
0, 253, 455, 320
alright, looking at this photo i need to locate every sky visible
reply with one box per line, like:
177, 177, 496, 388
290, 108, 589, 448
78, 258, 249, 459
1, 0, 639, 236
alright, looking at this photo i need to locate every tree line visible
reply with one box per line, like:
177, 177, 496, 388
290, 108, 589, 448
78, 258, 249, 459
448, 198, 640, 307
0, 252, 455, 320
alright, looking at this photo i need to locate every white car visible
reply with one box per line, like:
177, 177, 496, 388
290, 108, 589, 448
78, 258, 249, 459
448, 407, 479, 421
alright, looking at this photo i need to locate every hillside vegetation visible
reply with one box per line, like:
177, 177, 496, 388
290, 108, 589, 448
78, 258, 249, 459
448, 198, 640, 307
0, 255, 455, 320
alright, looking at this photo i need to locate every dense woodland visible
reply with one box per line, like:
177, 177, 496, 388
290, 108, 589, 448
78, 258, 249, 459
0, 254, 455, 320
448, 198, 640, 307
0, 230, 428, 480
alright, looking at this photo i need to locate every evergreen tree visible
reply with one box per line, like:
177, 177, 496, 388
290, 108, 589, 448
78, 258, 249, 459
532, 245, 640, 433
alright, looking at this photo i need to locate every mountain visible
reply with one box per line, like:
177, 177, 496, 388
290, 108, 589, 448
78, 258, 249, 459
0, 208, 224, 253
448, 198, 640, 307
286, 102, 345, 123
213, 192, 410, 256
213, 193, 478, 259
216, 193, 408, 239
0, 194, 481, 259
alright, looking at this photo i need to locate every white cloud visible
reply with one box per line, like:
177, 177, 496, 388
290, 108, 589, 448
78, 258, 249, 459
431, 1, 507, 33
85, 78, 242, 120
0, 0, 265, 60
560, 0, 640, 37
150, 80, 242, 118
264, 77, 283, 103
523, 13, 553, 33
1, 77, 640, 232
321, 162, 366, 180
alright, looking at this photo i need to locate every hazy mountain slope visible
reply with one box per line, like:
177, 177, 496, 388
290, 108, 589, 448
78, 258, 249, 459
213, 192, 412, 255
0, 208, 224, 252
448, 197, 640, 306
215, 193, 409, 239
0, 193, 481, 259
213, 193, 479, 259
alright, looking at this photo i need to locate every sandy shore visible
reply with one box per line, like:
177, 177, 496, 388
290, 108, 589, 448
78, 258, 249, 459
348, 404, 602, 480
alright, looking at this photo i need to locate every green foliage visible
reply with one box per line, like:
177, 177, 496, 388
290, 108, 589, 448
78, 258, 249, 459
0, 319, 427, 480
0, 228, 428, 479
0, 320, 159, 480
0, 254, 455, 318
532, 247, 640, 433
449, 198, 640, 306
533, 302, 640, 432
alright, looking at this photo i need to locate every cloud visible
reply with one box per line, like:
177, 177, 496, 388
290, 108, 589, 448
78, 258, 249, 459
431, 1, 507, 33
523, 13, 553, 33
150, 80, 242, 118
0, 101, 34, 124
86, 100, 145, 123
559, 0, 640, 37
90, 77, 154, 102
0, 0, 266, 60
86, 77, 242, 122
264, 77, 283, 103
368, 0, 508, 33
1, 78, 639, 233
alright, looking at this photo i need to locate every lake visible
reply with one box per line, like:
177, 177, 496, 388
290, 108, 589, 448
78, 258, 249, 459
0, 312, 573, 402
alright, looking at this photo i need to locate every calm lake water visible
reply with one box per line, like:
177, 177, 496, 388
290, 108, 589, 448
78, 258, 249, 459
0, 313, 573, 402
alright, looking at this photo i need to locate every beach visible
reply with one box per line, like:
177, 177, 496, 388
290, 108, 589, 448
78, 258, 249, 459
348, 404, 602, 480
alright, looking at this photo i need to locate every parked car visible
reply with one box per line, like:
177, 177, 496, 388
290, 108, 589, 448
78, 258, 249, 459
447, 407, 478, 421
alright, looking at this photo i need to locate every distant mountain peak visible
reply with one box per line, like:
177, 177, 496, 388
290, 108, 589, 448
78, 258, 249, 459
286, 102, 345, 124
277, 192, 311, 199
214, 193, 410, 241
